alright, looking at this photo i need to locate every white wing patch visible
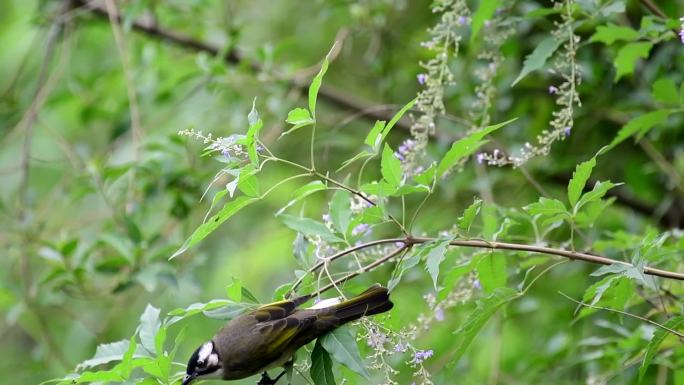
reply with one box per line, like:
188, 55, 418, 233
308, 297, 342, 309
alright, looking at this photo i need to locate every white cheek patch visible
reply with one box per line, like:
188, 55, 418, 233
198, 342, 214, 362
308, 297, 342, 309
207, 353, 219, 367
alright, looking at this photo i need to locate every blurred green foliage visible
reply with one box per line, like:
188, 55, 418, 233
1, 1, 683, 385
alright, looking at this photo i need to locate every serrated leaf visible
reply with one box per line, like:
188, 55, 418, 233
452, 288, 519, 365
471, 0, 499, 43
458, 199, 483, 233
437, 118, 517, 177
607, 110, 671, 150
310, 340, 336, 385
525, 197, 568, 217
477, 252, 507, 294
281, 108, 315, 137
320, 325, 369, 378
568, 157, 596, 207
425, 240, 451, 290
381, 144, 403, 187
512, 36, 562, 86
639, 316, 684, 383
76, 340, 149, 370
578, 276, 632, 319
589, 24, 639, 45
652, 78, 679, 105
614, 42, 653, 81
576, 181, 617, 211
171, 196, 258, 259
330, 190, 351, 235
592, 261, 657, 290
278, 214, 343, 243
138, 304, 161, 355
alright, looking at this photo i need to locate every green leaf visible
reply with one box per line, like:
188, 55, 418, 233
477, 253, 507, 294
276, 181, 328, 215
246, 99, 263, 166
278, 214, 344, 243
591, 261, 657, 290
166, 299, 233, 325
320, 325, 369, 379
607, 110, 671, 150
578, 276, 632, 319
568, 157, 596, 207
330, 190, 351, 235
437, 118, 517, 177
417, 239, 452, 289
203, 302, 254, 320
76, 340, 149, 370
380, 98, 417, 143
471, 0, 499, 43
524, 197, 568, 217
512, 36, 562, 86
614, 42, 653, 81
589, 24, 639, 45
576, 181, 617, 211
282, 108, 315, 137
652, 78, 679, 105
309, 49, 332, 119
639, 316, 684, 383
452, 287, 519, 365
364, 120, 386, 149
138, 304, 161, 355
237, 166, 260, 197
458, 199, 482, 233
381, 144, 403, 187
387, 249, 420, 291
285, 107, 314, 125
225, 278, 242, 302
310, 340, 336, 385
171, 196, 257, 259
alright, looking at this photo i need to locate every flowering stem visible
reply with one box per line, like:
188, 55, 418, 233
290, 235, 684, 297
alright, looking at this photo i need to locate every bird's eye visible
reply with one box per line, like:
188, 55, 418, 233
197, 360, 205, 367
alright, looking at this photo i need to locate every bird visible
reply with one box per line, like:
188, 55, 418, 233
181, 284, 393, 385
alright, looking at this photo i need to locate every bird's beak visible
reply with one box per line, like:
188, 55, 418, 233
181, 374, 196, 385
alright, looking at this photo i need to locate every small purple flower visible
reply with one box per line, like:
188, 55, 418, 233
457, 16, 470, 26
564, 126, 572, 137
221, 148, 230, 157
352, 223, 370, 236
412, 349, 434, 364
417, 73, 427, 85
473, 279, 481, 290
394, 152, 405, 161
484, 20, 492, 28
434, 307, 445, 321
680, 17, 684, 44
322, 213, 331, 223
476, 153, 485, 164
548, 85, 559, 94
395, 241, 405, 248
394, 342, 407, 352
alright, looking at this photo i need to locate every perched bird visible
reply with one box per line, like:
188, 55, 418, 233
182, 284, 393, 385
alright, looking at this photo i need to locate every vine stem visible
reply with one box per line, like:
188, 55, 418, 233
264, 155, 410, 236
288, 235, 684, 297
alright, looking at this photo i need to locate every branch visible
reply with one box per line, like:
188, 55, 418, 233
291, 235, 684, 297
72, 0, 412, 131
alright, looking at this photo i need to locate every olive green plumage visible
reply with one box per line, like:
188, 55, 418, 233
182, 284, 393, 384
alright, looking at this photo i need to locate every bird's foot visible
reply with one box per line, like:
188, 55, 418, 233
257, 371, 286, 385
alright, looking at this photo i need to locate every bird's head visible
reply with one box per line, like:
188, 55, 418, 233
182, 341, 222, 385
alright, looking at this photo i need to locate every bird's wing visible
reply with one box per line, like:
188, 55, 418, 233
250, 294, 311, 322
254, 312, 319, 355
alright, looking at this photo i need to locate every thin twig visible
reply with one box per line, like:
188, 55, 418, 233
559, 292, 684, 339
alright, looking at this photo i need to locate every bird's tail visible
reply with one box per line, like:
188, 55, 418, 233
332, 284, 393, 323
